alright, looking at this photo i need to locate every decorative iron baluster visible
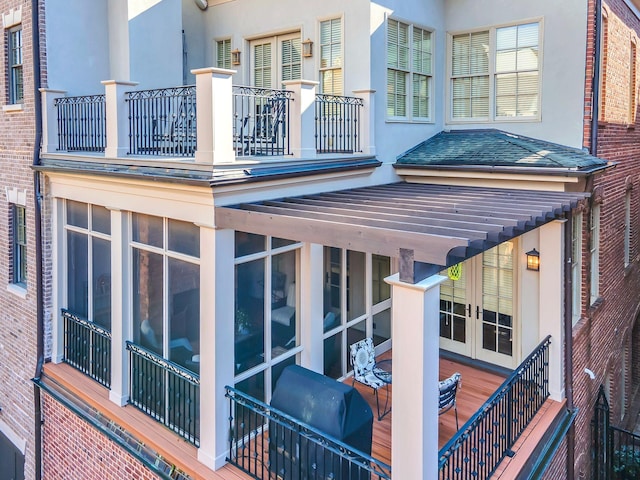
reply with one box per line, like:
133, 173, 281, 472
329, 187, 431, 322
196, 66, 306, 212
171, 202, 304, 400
439, 336, 552, 479
225, 386, 391, 480
55, 95, 106, 152
315, 94, 363, 154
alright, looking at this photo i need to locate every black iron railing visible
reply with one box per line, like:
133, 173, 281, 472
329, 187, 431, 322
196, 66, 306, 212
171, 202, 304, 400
315, 94, 363, 154
225, 386, 391, 480
127, 341, 200, 446
439, 335, 551, 479
232, 86, 291, 156
55, 95, 106, 152
62, 309, 111, 388
127, 86, 197, 157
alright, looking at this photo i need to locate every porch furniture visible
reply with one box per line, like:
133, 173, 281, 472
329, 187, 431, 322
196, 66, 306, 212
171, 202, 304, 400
439, 372, 462, 430
350, 338, 390, 421
372, 358, 392, 420
239, 96, 288, 156
270, 365, 373, 480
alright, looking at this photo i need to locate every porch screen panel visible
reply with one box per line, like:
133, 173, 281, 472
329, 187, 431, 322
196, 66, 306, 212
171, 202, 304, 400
133, 249, 164, 356
92, 237, 111, 329
168, 258, 200, 371
482, 242, 513, 356
67, 231, 88, 318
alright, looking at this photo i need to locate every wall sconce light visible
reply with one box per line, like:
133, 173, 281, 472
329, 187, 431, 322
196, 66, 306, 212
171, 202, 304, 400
302, 38, 313, 57
526, 248, 540, 271
231, 49, 241, 66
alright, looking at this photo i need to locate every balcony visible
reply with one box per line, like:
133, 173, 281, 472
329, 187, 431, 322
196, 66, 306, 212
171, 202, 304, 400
40, 70, 374, 166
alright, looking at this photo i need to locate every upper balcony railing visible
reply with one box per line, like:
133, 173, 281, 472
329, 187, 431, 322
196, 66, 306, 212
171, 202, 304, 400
127, 85, 197, 157
41, 70, 374, 164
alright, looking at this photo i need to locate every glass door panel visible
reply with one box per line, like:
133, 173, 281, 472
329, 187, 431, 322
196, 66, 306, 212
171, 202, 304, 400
439, 262, 472, 356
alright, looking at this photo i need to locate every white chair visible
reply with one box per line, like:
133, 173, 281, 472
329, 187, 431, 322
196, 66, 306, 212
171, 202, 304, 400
350, 338, 390, 420
272, 282, 296, 327
439, 372, 462, 430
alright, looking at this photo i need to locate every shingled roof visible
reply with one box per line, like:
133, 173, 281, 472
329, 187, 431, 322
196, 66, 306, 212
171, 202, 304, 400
396, 129, 610, 173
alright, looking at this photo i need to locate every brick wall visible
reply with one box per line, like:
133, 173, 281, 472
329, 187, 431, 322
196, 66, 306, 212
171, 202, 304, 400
41, 392, 160, 480
575, 0, 640, 477
0, 1, 41, 480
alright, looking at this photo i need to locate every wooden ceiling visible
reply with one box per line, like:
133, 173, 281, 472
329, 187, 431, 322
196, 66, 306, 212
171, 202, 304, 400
214, 183, 589, 267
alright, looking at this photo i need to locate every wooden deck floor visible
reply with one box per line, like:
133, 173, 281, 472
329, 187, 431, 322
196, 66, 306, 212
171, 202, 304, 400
43, 353, 555, 480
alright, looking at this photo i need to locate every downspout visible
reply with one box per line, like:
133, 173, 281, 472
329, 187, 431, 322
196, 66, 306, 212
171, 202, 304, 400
590, 0, 603, 155
31, 1, 44, 479
564, 211, 575, 480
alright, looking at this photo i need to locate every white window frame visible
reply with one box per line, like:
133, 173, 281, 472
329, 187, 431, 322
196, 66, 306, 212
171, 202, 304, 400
447, 19, 542, 124
216, 38, 231, 70
7, 25, 22, 105
386, 17, 433, 122
11, 204, 26, 286
319, 17, 343, 96
572, 212, 582, 325
590, 204, 600, 305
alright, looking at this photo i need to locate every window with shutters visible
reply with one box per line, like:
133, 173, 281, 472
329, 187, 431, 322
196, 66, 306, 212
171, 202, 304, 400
7, 25, 23, 104
281, 37, 301, 82
387, 18, 432, 121
450, 21, 540, 121
216, 38, 231, 69
11, 204, 26, 286
320, 19, 342, 95
250, 33, 301, 88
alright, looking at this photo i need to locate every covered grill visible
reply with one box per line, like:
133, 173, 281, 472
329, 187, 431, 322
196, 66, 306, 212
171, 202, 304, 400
270, 365, 373, 479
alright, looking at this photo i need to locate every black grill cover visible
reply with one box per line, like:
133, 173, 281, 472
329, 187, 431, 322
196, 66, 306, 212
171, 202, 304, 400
270, 365, 373, 479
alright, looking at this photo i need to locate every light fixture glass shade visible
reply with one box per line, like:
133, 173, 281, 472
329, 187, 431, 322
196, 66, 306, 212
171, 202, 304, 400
231, 49, 241, 65
302, 38, 313, 57
526, 248, 540, 271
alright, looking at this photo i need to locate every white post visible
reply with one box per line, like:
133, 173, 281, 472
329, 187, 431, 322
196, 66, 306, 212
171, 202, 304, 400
192, 67, 236, 165
299, 243, 324, 372
282, 80, 318, 158
109, 208, 129, 406
197, 227, 235, 470
39, 88, 66, 155
352, 89, 376, 155
385, 272, 446, 480
538, 219, 566, 401
50, 198, 64, 364
102, 80, 138, 158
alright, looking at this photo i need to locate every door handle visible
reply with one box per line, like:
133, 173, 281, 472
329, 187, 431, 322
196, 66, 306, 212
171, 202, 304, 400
476, 306, 480, 319
467, 304, 471, 317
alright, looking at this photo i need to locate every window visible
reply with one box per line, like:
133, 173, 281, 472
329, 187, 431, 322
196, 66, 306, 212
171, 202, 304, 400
234, 233, 301, 403
450, 22, 540, 121
7, 26, 23, 104
387, 19, 432, 120
131, 214, 200, 372
600, 13, 609, 121
216, 39, 231, 69
65, 201, 111, 327
629, 39, 637, 124
320, 19, 343, 95
590, 204, 600, 305
11, 204, 26, 286
281, 37, 301, 82
625, 190, 632, 267
572, 212, 582, 325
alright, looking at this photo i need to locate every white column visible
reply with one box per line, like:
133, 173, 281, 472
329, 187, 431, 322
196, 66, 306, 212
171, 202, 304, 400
282, 80, 318, 158
39, 88, 66, 155
107, 0, 130, 80
538, 219, 566, 401
299, 243, 324, 372
51, 198, 64, 363
192, 67, 236, 165
352, 89, 376, 156
198, 227, 235, 470
385, 272, 446, 480
102, 80, 138, 158
109, 209, 129, 406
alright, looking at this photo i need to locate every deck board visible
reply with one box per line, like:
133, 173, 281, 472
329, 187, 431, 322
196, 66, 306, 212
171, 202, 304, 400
43, 353, 558, 479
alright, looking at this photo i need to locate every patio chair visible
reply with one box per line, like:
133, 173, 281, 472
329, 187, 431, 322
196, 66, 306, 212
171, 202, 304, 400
350, 338, 389, 420
240, 96, 288, 155
439, 372, 462, 430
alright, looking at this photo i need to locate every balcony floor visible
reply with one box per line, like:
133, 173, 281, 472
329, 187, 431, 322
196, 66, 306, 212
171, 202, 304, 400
43, 351, 557, 480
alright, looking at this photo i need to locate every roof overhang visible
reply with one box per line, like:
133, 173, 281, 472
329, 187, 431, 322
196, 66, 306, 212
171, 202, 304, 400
215, 182, 589, 282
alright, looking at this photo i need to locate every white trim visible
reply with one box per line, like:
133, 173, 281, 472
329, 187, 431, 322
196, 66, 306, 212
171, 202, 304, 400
4, 187, 27, 206
2, 103, 24, 113
0, 420, 26, 454
6, 282, 26, 298
1, 6, 21, 28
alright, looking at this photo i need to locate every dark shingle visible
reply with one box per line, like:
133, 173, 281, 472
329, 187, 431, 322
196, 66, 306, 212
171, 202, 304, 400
396, 129, 609, 171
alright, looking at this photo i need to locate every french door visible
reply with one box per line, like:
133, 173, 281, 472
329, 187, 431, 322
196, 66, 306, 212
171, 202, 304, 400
250, 33, 301, 88
439, 241, 518, 368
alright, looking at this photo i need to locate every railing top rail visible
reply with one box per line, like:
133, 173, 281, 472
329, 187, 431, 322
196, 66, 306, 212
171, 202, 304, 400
61, 308, 111, 338
225, 385, 392, 477
126, 85, 196, 100
54, 94, 106, 106
315, 93, 364, 106
232, 84, 292, 99
438, 335, 552, 463
126, 340, 200, 386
